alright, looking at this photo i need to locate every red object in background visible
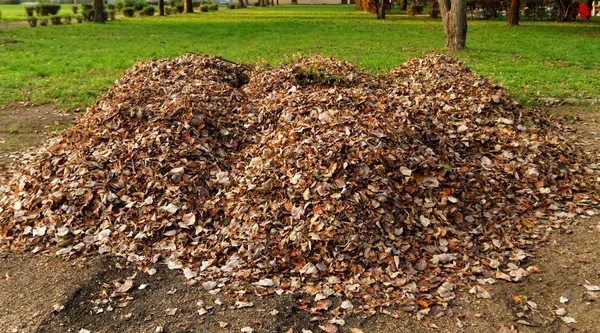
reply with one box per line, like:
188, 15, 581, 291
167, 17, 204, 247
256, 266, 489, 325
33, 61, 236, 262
578, 4, 591, 19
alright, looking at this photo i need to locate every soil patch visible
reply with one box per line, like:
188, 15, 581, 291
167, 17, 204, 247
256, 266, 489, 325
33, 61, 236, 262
0, 103, 73, 166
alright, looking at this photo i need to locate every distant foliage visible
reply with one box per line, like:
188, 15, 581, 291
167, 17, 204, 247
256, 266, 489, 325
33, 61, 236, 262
522, 0, 557, 20
63, 13, 72, 24
27, 16, 37, 27
50, 15, 62, 25
210, 4, 218, 10
200, 4, 208, 11
407, 3, 423, 15
139, 5, 155, 15
123, 6, 135, 16
228, 4, 235, 8
124, 0, 147, 10
2, 0, 20, 4
428, 0, 439, 17
24, 5, 36, 16
81, 3, 93, 11
109, 9, 116, 20
72, 4, 78, 14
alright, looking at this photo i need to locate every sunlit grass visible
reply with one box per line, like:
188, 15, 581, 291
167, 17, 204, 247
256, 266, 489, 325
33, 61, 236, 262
0, 5, 598, 109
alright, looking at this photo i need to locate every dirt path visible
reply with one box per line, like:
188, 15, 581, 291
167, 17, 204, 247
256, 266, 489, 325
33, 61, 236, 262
1, 105, 599, 333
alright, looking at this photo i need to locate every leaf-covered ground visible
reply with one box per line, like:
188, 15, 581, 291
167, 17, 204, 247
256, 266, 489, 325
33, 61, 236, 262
0, 56, 600, 332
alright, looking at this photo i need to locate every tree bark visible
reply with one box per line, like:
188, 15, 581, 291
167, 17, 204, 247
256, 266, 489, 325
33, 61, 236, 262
507, 0, 520, 25
401, 0, 407, 10
184, 0, 194, 13
238, 0, 246, 7
376, 0, 386, 19
93, 0, 104, 23
439, 0, 467, 50
158, 0, 165, 16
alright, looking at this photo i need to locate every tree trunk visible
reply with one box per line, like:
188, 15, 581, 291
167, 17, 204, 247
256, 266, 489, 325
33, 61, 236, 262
401, 0, 407, 10
439, 0, 467, 50
507, 0, 520, 25
93, 0, 104, 23
376, 0, 386, 18
158, 0, 165, 16
184, 0, 194, 13
238, 0, 245, 7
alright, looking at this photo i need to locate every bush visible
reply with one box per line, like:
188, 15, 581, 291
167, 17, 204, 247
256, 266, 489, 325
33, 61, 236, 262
176, 4, 184, 12
124, 0, 146, 10
116, 1, 124, 11
72, 4, 78, 14
227, 4, 235, 8
50, 15, 61, 25
39, 17, 48, 26
407, 4, 423, 15
165, 6, 174, 14
107, 3, 116, 10
428, 0, 439, 18
3, 0, 20, 4
253, 1, 259, 6
76, 15, 83, 23
25, 5, 36, 17
210, 4, 218, 10
199, 4, 208, 11
63, 14, 72, 24
139, 5, 155, 15
81, 3, 93, 11
82, 9, 94, 21
123, 6, 135, 16
27, 16, 37, 27
108, 9, 116, 19
0, 9, 2, 20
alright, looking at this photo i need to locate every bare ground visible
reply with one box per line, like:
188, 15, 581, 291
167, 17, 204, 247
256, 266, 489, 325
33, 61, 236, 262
0, 104, 599, 333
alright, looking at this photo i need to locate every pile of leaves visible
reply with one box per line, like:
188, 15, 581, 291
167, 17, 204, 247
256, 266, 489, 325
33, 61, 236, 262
1, 53, 598, 316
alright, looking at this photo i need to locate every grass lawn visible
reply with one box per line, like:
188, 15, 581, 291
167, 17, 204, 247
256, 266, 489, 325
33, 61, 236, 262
0, 5, 599, 110
0, 3, 74, 22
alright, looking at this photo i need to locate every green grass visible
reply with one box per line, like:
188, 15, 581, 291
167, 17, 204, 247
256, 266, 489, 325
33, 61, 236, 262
0, 4, 74, 22
0, 5, 599, 110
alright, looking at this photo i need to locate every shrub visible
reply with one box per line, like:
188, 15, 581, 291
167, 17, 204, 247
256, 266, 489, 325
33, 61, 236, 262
72, 4, 78, 14
76, 15, 83, 23
0, 9, 2, 20
228, 4, 235, 8
428, 0, 439, 18
199, 4, 208, 11
116, 1, 124, 11
81, 3, 93, 11
27, 16, 37, 27
407, 4, 423, 15
63, 14, 72, 24
123, 7, 135, 16
165, 7, 174, 14
254, 1, 259, 6
50, 15, 61, 25
82, 9, 94, 21
39, 17, 48, 26
124, 0, 146, 10
176, 4, 184, 12
210, 4, 218, 10
139, 5, 155, 15
39, 4, 61, 16
107, 4, 116, 10
25, 5, 36, 17
3, 0, 20, 4
108, 9, 116, 19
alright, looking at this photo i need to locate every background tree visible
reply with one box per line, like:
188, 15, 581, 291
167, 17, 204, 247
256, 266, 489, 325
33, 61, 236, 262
507, 0, 520, 25
184, 0, 194, 13
158, 0, 165, 16
93, 0, 105, 23
375, 0, 386, 18
439, 0, 467, 50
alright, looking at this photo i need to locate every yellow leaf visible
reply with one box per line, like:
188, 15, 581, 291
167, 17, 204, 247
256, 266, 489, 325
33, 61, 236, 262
522, 219, 535, 228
